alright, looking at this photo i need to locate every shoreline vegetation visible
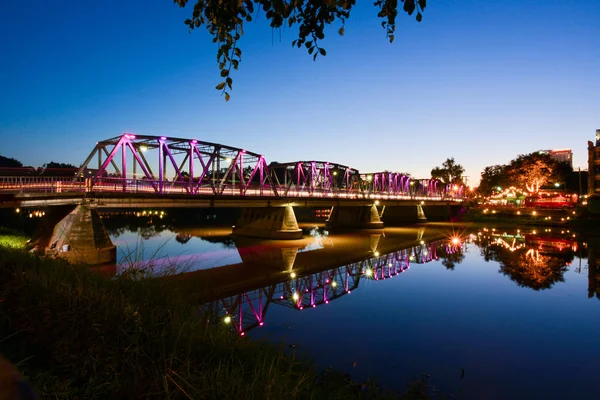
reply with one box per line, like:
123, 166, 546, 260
0, 228, 439, 399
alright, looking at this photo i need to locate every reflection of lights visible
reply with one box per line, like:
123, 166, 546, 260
223, 316, 231, 324
292, 292, 299, 301
15, 208, 20, 213
420, 240, 424, 245
374, 200, 380, 205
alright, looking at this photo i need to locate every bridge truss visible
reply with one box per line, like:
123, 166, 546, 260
66, 134, 464, 200
76, 134, 272, 196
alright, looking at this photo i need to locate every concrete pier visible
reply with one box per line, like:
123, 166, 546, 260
45, 203, 116, 265
326, 204, 384, 230
232, 205, 303, 240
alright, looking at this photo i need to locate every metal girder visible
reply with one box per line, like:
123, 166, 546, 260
269, 160, 361, 197
71, 133, 465, 199
74, 133, 274, 196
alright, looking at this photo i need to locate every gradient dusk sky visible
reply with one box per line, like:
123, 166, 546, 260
1, 1, 598, 185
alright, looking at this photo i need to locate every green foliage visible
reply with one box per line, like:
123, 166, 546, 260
0, 248, 438, 399
479, 152, 573, 194
0, 227, 29, 249
174, 0, 426, 100
478, 165, 508, 196
430, 158, 465, 185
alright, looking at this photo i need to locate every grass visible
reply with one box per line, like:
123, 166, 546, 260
0, 241, 440, 399
0, 227, 29, 250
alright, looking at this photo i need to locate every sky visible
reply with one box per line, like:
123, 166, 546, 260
1, 0, 599, 186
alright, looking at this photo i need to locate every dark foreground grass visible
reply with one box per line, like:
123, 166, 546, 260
0, 245, 438, 399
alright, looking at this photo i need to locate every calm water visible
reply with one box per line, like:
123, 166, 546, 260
103, 214, 600, 399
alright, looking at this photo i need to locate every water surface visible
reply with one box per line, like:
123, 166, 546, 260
104, 214, 600, 399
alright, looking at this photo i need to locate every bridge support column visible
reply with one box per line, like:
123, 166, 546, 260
381, 205, 428, 225
325, 205, 384, 230
416, 204, 427, 222
232, 205, 303, 240
45, 203, 116, 265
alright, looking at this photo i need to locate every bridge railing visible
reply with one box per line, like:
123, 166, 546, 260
0, 176, 87, 194
0, 176, 464, 201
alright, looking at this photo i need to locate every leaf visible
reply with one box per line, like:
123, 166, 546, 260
418, 0, 427, 10
319, 48, 326, 56
416, 12, 422, 22
216, 82, 226, 90
389, 34, 394, 43
308, 46, 314, 55
225, 92, 231, 102
220, 69, 229, 77
226, 77, 233, 89
338, 26, 345, 36
234, 47, 242, 57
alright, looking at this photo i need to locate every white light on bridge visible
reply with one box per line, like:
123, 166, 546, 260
223, 316, 232, 324
292, 292, 299, 301
290, 272, 296, 279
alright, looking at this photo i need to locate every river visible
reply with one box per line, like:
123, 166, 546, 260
100, 211, 600, 399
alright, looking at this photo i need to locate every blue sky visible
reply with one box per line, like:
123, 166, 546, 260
1, 0, 598, 185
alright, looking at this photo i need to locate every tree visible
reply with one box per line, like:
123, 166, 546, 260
505, 152, 571, 193
174, 0, 427, 100
430, 158, 465, 185
0, 155, 23, 168
478, 164, 508, 196
39, 161, 79, 177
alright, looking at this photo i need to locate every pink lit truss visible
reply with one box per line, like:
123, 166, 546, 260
73, 133, 464, 199
197, 239, 447, 336
268, 161, 361, 196
75, 134, 271, 195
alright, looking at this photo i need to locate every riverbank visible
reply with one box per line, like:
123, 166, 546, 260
0, 232, 436, 399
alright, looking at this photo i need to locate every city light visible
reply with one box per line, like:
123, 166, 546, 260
223, 316, 231, 324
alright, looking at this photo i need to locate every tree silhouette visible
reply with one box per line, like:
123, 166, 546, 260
430, 158, 465, 185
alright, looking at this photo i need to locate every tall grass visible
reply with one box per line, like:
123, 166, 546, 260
0, 244, 437, 399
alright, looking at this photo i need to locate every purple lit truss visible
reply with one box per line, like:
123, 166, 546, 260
72, 133, 465, 199
75, 134, 272, 195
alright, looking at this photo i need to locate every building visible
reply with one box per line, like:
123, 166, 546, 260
587, 129, 600, 195
539, 148, 573, 167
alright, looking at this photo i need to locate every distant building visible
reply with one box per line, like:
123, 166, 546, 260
587, 129, 600, 195
539, 148, 573, 167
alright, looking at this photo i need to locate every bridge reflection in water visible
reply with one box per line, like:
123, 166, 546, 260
196, 236, 461, 336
